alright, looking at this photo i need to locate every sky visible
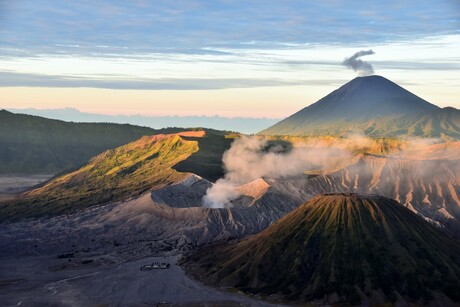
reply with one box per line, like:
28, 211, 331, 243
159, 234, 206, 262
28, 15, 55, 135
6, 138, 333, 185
0, 0, 459, 118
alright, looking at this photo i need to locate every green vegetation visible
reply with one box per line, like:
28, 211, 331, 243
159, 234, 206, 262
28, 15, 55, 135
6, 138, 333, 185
0, 134, 198, 221
0, 130, 234, 221
268, 135, 404, 155
0, 110, 166, 174
261, 109, 460, 140
184, 194, 460, 304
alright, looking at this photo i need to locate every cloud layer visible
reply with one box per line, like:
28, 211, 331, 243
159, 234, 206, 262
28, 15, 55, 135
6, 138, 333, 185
0, 1, 459, 112
1, 1, 458, 51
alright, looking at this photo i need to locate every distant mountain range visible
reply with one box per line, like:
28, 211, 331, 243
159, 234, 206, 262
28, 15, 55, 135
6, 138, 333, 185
0, 110, 163, 174
184, 193, 460, 305
7, 108, 279, 134
261, 76, 460, 140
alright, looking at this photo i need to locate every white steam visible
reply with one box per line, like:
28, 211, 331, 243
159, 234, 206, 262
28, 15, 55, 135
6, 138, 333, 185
342, 49, 375, 76
202, 135, 350, 208
202, 134, 459, 218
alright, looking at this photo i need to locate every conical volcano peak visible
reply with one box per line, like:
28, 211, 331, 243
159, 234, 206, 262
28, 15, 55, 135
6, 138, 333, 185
336, 75, 420, 100
349, 74, 386, 82
344, 75, 400, 90
260, 75, 451, 137
309, 75, 439, 119
351, 74, 387, 81
185, 193, 460, 304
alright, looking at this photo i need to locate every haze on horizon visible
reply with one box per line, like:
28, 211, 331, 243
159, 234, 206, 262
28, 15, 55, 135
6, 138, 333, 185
0, 0, 459, 118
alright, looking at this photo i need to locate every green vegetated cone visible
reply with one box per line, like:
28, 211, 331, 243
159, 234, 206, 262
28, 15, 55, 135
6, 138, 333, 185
184, 193, 460, 305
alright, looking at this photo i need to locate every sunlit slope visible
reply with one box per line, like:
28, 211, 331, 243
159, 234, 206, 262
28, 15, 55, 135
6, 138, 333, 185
185, 194, 460, 304
0, 132, 203, 220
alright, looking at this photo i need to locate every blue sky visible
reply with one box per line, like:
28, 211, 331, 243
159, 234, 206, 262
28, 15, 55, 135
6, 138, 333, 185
2, 0, 458, 50
0, 0, 459, 117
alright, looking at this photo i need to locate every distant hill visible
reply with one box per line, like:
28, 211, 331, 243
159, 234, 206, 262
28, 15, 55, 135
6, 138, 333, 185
0, 130, 233, 221
260, 76, 460, 140
184, 193, 460, 305
7, 107, 279, 134
0, 110, 173, 174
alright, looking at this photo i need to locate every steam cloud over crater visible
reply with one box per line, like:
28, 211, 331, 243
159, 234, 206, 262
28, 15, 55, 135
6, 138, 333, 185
343, 49, 375, 76
201, 134, 457, 209
202, 136, 351, 208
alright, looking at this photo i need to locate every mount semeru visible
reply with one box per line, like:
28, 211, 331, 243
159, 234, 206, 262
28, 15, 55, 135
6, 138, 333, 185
260, 76, 460, 140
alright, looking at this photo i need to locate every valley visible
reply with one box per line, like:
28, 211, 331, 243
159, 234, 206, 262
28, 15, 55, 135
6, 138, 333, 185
0, 255, 282, 306
0, 174, 53, 202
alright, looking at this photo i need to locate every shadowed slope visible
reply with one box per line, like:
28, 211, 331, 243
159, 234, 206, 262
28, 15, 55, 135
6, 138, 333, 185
0, 109, 161, 174
260, 76, 460, 139
184, 194, 460, 305
288, 75, 438, 120
173, 132, 234, 181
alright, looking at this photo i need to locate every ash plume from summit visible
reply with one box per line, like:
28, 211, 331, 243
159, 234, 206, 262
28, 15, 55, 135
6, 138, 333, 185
343, 49, 375, 76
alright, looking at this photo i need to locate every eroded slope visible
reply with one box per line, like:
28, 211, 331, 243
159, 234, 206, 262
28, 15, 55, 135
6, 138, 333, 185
184, 194, 460, 305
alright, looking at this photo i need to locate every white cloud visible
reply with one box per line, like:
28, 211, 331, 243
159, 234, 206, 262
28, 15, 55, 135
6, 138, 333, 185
0, 34, 459, 106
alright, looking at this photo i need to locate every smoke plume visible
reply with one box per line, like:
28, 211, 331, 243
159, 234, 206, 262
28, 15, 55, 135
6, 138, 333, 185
202, 135, 351, 208
202, 134, 459, 234
342, 49, 375, 76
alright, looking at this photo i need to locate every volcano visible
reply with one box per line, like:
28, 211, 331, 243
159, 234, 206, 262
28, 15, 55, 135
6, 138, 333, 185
184, 193, 460, 305
260, 76, 460, 139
